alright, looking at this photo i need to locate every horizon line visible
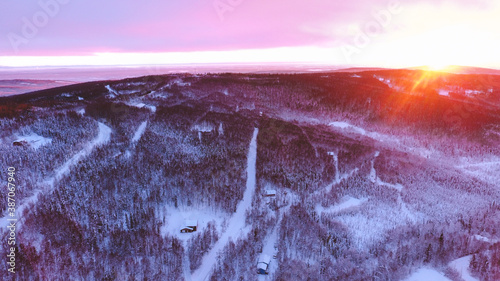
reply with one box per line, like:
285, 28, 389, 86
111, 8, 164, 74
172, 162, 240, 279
2, 47, 500, 70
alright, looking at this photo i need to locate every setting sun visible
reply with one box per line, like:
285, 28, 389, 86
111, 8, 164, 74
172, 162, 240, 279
427, 64, 451, 72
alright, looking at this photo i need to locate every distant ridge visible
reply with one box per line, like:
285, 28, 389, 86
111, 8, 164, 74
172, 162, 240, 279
408, 65, 500, 75
329, 67, 392, 73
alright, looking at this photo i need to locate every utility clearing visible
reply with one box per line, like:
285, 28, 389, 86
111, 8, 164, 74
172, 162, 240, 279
191, 128, 259, 281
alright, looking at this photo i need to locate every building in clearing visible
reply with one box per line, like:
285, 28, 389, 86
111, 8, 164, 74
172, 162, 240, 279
257, 254, 271, 275
13, 140, 27, 147
264, 190, 276, 197
180, 220, 198, 233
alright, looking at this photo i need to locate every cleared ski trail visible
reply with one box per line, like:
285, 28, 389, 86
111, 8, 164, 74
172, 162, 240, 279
191, 128, 259, 281
0, 122, 112, 230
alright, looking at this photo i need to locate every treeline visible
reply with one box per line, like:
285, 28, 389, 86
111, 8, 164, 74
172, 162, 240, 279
471, 242, 500, 281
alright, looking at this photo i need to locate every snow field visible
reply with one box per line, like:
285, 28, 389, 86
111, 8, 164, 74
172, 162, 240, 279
403, 267, 452, 281
14, 132, 52, 149
448, 255, 479, 281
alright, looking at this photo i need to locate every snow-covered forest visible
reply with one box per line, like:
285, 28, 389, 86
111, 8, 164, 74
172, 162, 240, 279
0, 69, 499, 280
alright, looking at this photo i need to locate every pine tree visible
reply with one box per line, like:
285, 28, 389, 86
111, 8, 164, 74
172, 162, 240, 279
424, 244, 432, 263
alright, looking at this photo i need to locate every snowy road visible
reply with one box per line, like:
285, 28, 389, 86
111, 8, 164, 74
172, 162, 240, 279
0, 122, 112, 230
191, 128, 259, 281
316, 152, 358, 194
132, 121, 148, 143
50, 122, 112, 184
258, 216, 281, 281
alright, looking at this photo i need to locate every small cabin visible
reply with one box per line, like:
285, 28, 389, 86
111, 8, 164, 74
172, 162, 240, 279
13, 140, 27, 147
180, 220, 198, 233
264, 190, 276, 197
257, 254, 271, 275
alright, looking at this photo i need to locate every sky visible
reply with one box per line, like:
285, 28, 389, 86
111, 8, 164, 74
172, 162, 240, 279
0, 0, 499, 68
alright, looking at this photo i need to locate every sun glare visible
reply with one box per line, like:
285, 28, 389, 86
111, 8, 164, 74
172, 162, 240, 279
427, 64, 451, 72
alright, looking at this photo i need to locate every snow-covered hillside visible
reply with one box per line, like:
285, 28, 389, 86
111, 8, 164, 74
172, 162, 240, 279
0, 70, 499, 281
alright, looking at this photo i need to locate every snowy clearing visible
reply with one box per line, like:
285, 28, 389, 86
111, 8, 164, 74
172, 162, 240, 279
457, 159, 500, 184
398, 195, 418, 223
465, 89, 483, 96
473, 234, 490, 242
167, 79, 191, 87
438, 89, 450, 96
192, 122, 215, 133
105, 85, 119, 98
376, 178, 404, 192
403, 268, 452, 281
126, 101, 157, 112
14, 133, 52, 149
191, 128, 259, 281
158, 205, 227, 243
316, 196, 368, 216
336, 200, 414, 249
328, 151, 340, 183
329, 121, 389, 143
329, 121, 436, 161
283, 112, 432, 156
472, 234, 499, 243
374, 75, 398, 89
147, 91, 172, 99
77, 108, 85, 115
448, 255, 479, 281
457, 160, 500, 168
